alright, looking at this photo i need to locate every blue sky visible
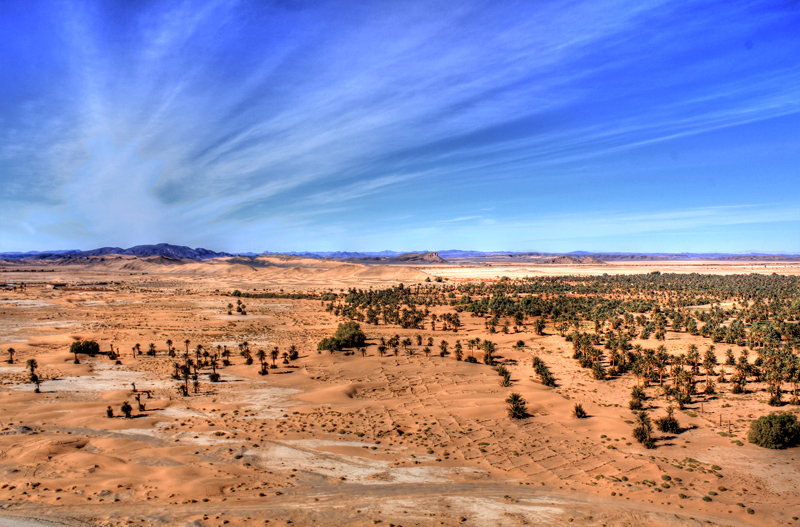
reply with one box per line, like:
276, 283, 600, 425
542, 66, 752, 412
1, 0, 798, 253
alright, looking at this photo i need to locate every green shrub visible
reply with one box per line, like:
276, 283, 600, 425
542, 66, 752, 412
573, 403, 587, 419
747, 412, 800, 449
655, 407, 681, 434
334, 321, 367, 348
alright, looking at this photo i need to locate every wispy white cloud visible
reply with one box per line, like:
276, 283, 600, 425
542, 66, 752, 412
1, 0, 798, 252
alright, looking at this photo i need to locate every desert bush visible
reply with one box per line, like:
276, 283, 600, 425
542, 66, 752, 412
629, 398, 643, 411
655, 407, 681, 434
573, 403, 587, 419
747, 412, 800, 449
318, 322, 367, 352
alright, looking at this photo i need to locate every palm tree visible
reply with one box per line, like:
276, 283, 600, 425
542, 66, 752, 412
121, 401, 133, 418
30, 372, 41, 393
506, 393, 528, 419
7, 348, 15, 364
26, 358, 37, 375
166, 339, 174, 357
149, 343, 156, 356
655, 346, 669, 386
270, 347, 279, 368
632, 410, 655, 449
703, 348, 718, 386
184, 339, 190, 355
181, 365, 190, 394
687, 344, 700, 376
256, 349, 267, 369
482, 340, 496, 365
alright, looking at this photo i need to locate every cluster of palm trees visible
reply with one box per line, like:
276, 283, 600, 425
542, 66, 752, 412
165, 339, 300, 396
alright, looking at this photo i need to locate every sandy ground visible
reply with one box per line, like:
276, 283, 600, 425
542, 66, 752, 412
0, 257, 799, 526
422, 260, 800, 280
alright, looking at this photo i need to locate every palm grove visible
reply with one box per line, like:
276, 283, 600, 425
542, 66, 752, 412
314, 273, 800, 449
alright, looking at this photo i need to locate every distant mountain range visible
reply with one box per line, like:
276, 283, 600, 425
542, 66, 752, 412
1, 244, 797, 262
0, 243, 231, 260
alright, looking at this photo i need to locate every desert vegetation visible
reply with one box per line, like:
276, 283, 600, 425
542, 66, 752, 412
0, 260, 798, 526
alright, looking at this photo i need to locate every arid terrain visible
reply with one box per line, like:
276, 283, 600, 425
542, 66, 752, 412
1, 255, 799, 526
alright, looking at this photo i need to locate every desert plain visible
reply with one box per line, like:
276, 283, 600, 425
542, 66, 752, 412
1, 254, 799, 527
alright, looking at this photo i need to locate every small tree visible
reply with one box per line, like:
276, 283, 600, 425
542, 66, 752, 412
334, 321, 367, 348
7, 347, 15, 364
121, 401, 133, 418
70, 341, 82, 364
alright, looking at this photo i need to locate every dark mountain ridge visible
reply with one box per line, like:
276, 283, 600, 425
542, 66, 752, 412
0, 243, 231, 261
2, 244, 797, 262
